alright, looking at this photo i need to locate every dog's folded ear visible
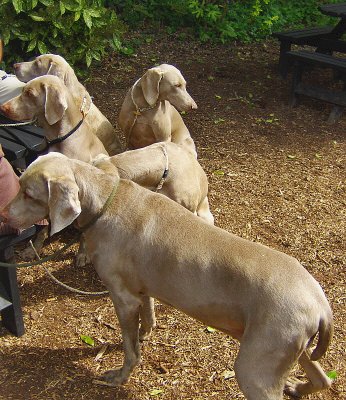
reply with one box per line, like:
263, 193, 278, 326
47, 61, 65, 81
44, 83, 68, 125
141, 67, 163, 106
47, 177, 81, 236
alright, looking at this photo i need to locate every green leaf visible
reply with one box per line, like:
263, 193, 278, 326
315, 153, 322, 159
80, 334, 95, 346
287, 154, 296, 160
212, 170, 224, 176
29, 14, 45, 21
59, 1, 65, 15
206, 326, 216, 333
214, 118, 225, 124
215, 94, 222, 100
27, 38, 37, 52
37, 40, 47, 54
12, 0, 23, 13
83, 10, 92, 29
326, 370, 337, 380
74, 11, 80, 21
149, 389, 163, 396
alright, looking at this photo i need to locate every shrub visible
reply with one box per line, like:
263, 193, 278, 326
0, 0, 125, 70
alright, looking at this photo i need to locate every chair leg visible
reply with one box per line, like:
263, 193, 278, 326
278, 41, 291, 79
0, 246, 25, 337
290, 63, 303, 107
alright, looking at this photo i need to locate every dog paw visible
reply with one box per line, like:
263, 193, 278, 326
21, 246, 37, 261
284, 377, 303, 398
93, 369, 127, 387
75, 252, 91, 268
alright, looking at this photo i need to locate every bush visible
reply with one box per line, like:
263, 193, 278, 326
108, 0, 341, 43
0, 0, 125, 70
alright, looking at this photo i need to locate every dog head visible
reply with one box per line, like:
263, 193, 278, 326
140, 64, 197, 111
4, 153, 81, 236
0, 75, 69, 126
13, 54, 92, 112
14, 54, 74, 83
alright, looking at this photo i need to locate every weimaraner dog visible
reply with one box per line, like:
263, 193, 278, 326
0, 75, 108, 163
0, 75, 108, 259
3, 152, 333, 400
118, 64, 198, 157
92, 142, 214, 224
13, 53, 122, 155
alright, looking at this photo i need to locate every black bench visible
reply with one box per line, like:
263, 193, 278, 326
272, 26, 333, 78
287, 50, 346, 123
0, 226, 38, 336
0, 117, 46, 336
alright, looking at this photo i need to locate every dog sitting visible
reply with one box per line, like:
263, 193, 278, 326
3, 152, 333, 400
0, 75, 108, 162
118, 64, 197, 156
13, 53, 123, 155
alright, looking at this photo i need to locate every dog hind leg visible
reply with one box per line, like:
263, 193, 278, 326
235, 332, 299, 400
139, 296, 156, 341
284, 349, 332, 397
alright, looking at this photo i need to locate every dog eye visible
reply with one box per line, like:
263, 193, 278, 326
175, 83, 182, 88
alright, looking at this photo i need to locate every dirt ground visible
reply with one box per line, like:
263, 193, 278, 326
0, 33, 345, 400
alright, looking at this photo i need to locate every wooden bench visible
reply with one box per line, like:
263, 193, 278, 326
272, 26, 333, 77
0, 118, 45, 336
287, 50, 346, 123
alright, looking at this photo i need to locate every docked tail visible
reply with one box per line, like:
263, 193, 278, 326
311, 312, 334, 361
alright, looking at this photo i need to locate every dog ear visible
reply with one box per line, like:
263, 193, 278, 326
47, 177, 81, 236
141, 67, 163, 106
44, 84, 68, 125
47, 61, 65, 81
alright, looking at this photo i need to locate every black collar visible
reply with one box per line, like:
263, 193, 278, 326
46, 119, 83, 147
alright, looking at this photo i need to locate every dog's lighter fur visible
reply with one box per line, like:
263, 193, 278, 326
14, 53, 122, 155
4, 153, 333, 400
118, 64, 197, 156
92, 142, 214, 224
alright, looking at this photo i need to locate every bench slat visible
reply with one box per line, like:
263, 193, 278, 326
295, 83, 346, 107
273, 26, 333, 40
287, 50, 346, 71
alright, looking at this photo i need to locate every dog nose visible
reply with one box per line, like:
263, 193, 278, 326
0, 208, 9, 223
13, 63, 19, 71
191, 101, 198, 110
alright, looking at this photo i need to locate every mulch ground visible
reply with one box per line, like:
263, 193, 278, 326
0, 32, 345, 400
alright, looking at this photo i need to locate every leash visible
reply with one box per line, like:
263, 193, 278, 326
0, 119, 36, 127
28, 240, 109, 296
155, 144, 169, 192
0, 180, 118, 270
126, 75, 163, 149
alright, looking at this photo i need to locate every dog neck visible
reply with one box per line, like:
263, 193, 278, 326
131, 79, 160, 112
71, 161, 120, 229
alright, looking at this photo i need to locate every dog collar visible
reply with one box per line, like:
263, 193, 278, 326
46, 118, 84, 147
77, 180, 119, 232
155, 144, 169, 192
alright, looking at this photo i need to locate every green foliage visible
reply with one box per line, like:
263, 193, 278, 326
0, 0, 343, 71
0, 0, 125, 70
108, 0, 342, 43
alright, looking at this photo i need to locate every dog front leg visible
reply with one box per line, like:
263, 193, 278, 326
97, 292, 142, 386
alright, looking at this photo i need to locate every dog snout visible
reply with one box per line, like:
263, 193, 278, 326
0, 207, 9, 223
0, 103, 9, 115
13, 63, 20, 71
191, 100, 198, 110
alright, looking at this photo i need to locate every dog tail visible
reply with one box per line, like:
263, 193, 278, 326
310, 312, 334, 361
